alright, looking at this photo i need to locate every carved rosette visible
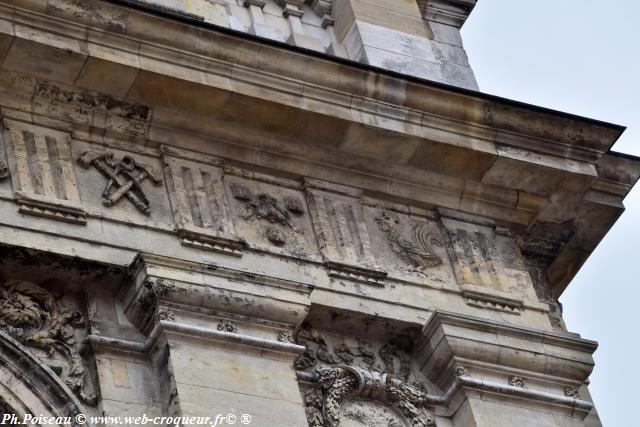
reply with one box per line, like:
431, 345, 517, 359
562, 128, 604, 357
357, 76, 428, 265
508, 375, 526, 388
0, 278, 95, 405
305, 366, 436, 427
217, 319, 238, 333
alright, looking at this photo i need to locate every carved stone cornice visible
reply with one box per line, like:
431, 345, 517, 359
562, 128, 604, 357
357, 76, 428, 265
417, 0, 477, 28
0, 0, 637, 298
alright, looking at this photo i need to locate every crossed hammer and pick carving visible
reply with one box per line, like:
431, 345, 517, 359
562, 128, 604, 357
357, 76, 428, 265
79, 151, 163, 215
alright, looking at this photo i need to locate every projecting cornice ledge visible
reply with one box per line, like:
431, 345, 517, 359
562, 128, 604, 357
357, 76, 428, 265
0, 0, 638, 296
417, 0, 477, 28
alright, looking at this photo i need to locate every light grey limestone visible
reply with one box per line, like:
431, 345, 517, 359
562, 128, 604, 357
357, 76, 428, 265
0, 1, 633, 426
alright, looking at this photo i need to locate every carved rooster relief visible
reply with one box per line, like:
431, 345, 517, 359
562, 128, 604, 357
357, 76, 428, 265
375, 211, 443, 271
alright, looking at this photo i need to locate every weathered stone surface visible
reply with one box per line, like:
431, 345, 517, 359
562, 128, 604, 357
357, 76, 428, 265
0, 0, 633, 426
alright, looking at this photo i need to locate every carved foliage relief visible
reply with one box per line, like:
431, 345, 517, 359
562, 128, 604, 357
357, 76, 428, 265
0, 275, 95, 405
295, 328, 437, 427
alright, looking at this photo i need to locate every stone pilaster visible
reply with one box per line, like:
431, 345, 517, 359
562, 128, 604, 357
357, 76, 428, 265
333, 0, 478, 89
118, 253, 312, 425
415, 312, 597, 426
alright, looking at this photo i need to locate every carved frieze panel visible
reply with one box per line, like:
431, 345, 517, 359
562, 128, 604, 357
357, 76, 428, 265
78, 150, 163, 215
0, 274, 95, 405
2, 120, 86, 223
225, 174, 319, 257
364, 206, 455, 286
74, 144, 173, 223
162, 147, 243, 256
295, 327, 437, 427
305, 180, 386, 285
439, 212, 541, 313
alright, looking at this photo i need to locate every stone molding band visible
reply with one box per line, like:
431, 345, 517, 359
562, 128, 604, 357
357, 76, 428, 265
296, 368, 594, 415
84, 320, 306, 356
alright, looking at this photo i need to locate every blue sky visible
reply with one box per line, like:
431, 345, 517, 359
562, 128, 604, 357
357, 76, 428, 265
462, 1, 640, 425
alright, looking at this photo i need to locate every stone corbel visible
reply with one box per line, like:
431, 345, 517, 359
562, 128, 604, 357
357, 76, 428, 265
416, 0, 477, 28
307, 0, 334, 28
276, 0, 306, 17
243, 0, 266, 8
119, 252, 313, 333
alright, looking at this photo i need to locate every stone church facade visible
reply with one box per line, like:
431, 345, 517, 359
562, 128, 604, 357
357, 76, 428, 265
0, 1, 636, 426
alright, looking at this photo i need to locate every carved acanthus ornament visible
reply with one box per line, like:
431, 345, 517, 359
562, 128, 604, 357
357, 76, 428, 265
295, 328, 436, 426
375, 211, 443, 272
305, 366, 436, 427
0, 278, 95, 405
78, 151, 163, 215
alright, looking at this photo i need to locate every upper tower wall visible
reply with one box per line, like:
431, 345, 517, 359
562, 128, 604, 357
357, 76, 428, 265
147, 0, 478, 89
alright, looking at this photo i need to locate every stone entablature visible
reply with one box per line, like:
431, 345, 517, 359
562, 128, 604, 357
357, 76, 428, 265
0, 0, 636, 426
0, 110, 554, 331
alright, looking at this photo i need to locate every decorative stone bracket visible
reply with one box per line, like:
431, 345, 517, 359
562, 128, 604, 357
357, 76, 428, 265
120, 253, 313, 333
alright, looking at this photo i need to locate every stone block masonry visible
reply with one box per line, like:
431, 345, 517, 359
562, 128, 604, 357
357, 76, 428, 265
0, 0, 635, 426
